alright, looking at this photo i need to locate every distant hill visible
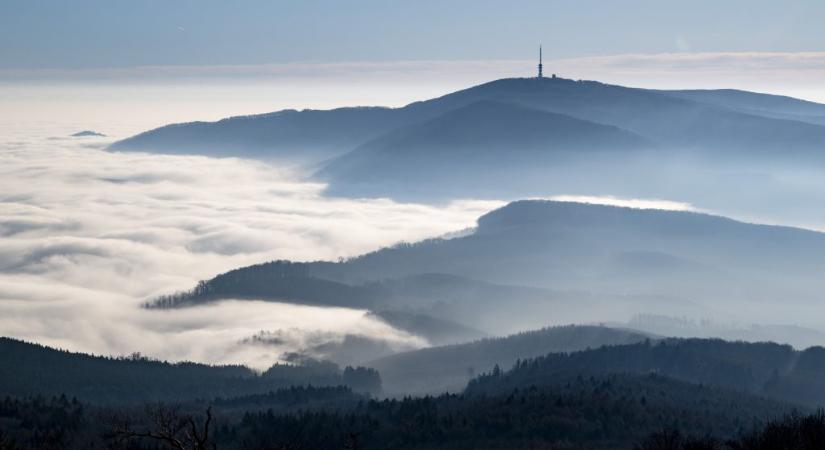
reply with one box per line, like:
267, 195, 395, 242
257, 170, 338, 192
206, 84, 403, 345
149, 268, 600, 339
108, 77, 825, 202
661, 88, 825, 126
110, 77, 825, 165
467, 337, 825, 407
318, 79, 825, 197
109, 106, 414, 161
307, 200, 825, 312
316, 100, 652, 195
398, 78, 825, 152
70, 130, 105, 137
368, 309, 488, 346
153, 200, 825, 334
0, 337, 380, 404
620, 313, 825, 349
366, 325, 651, 395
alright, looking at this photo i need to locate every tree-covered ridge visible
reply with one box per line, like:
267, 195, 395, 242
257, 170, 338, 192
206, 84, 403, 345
213, 385, 363, 412
0, 338, 381, 405
0, 374, 798, 450
467, 338, 825, 407
367, 324, 651, 395
148, 260, 380, 309
638, 410, 825, 449
1, 336, 820, 449
230, 374, 793, 450
147, 201, 825, 341
111, 77, 825, 164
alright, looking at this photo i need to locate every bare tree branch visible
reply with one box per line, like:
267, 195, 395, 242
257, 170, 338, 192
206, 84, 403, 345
108, 403, 217, 450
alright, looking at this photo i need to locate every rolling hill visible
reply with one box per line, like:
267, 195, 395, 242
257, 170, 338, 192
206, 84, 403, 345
467, 337, 825, 407
660, 88, 825, 125
111, 77, 825, 164
151, 200, 825, 337
365, 324, 651, 395
108, 77, 825, 202
0, 337, 379, 404
315, 100, 652, 195
109, 106, 414, 161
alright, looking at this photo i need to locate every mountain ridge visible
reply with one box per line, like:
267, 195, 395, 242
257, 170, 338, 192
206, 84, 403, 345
316, 99, 652, 187
110, 76, 825, 162
151, 200, 825, 337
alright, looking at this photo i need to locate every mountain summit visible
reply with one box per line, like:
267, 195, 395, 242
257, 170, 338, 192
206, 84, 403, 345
111, 77, 825, 161
110, 77, 825, 199
316, 99, 652, 194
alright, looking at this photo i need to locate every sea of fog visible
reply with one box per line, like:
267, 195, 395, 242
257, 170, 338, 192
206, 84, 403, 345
0, 110, 693, 369
0, 117, 504, 369
5, 81, 825, 369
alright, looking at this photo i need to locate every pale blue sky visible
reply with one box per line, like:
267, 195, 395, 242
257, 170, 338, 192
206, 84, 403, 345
2, 0, 824, 69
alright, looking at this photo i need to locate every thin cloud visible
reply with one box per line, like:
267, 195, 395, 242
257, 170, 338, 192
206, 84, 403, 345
4, 52, 825, 103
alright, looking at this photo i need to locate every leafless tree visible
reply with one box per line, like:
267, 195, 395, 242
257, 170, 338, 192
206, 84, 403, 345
109, 403, 217, 450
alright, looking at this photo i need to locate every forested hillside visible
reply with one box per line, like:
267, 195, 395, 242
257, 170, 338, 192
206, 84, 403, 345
150, 201, 825, 339
0, 374, 797, 450
0, 338, 381, 404
467, 338, 825, 407
367, 325, 650, 395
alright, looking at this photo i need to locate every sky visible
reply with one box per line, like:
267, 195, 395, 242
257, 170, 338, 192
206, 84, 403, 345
2, 0, 825, 69
3, 0, 825, 133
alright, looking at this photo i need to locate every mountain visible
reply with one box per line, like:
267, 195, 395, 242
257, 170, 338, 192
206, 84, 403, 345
109, 106, 414, 161
621, 313, 825, 349
318, 79, 825, 197
401, 77, 825, 154
70, 130, 105, 137
108, 77, 825, 202
110, 77, 825, 164
365, 324, 651, 395
154, 200, 825, 333
467, 337, 825, 407
316, 100, 652, 196
150, 265, 681, 340
311, 200, 825, 295
661, 88, 825, 126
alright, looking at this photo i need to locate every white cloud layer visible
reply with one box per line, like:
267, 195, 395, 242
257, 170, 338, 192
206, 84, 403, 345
0, 127, 500, 368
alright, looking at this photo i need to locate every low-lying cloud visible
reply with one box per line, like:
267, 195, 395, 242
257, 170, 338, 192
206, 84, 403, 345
0, 129, 500, 368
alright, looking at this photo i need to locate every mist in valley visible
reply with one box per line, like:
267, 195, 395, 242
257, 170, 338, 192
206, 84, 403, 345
5, 114, 825, 376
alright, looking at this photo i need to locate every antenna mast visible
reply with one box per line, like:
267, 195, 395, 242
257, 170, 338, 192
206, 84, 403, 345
538, 45, 543, 78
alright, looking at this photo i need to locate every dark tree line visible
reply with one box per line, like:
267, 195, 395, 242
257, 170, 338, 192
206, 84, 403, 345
467, 338, 825, 406
0, 338, 381, 404
0, 374, 802, 449
638, 410, 825, 450
148, 260, 380, 309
